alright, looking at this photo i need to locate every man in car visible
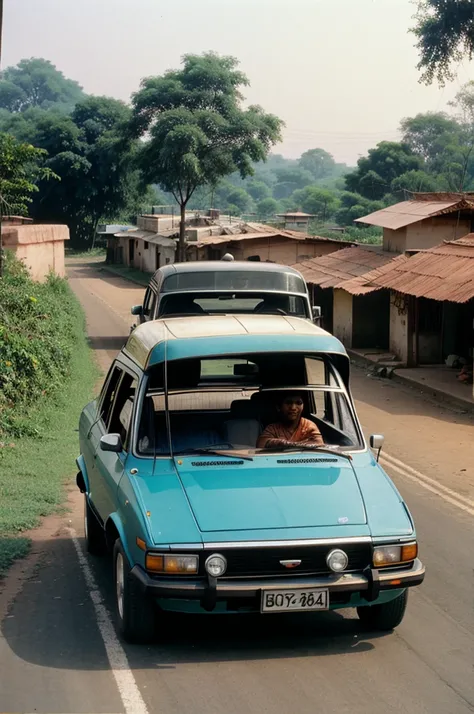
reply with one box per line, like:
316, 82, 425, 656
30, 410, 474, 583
257, 392, 324, 450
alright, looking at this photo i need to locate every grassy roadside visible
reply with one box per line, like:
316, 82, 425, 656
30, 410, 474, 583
99, 262, 151, 288
0, 277, 99, 576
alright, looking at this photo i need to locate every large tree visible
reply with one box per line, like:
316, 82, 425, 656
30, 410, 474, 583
0, 133, 57, 275
413, 0, 474, 85
3, 97, 145, 248
0, 58, 84, 113
129, 52, 283, 260
298, 148, 336, 180
345, 141, 422, 200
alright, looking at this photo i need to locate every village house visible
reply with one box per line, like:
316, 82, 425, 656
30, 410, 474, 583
106, 214, 179, 271
296, 193, 474, 373
187, 222, 350, 264
1, 216, 69, 281
275, 211, 315, 231
107, 213, 350, 272
347, 235, 474, 400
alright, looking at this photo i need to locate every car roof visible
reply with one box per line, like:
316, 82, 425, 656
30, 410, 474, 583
152, 261, 304, 280
123, 314, 347, 371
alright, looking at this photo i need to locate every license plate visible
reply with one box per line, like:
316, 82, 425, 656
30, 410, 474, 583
261, 588, 329, 613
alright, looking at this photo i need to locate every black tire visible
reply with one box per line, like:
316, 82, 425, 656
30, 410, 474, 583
357, 590, 408, 631
113, 539, 157, 644
84, 495, 105, 555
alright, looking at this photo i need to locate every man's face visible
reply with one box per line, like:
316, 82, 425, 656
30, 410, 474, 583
278, 395, 304, 424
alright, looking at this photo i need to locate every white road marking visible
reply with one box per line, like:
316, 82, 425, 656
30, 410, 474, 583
69, 528, 149, 714
379, 451, 474, 517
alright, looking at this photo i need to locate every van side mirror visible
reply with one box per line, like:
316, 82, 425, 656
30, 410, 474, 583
370, 434, 384, 461
312, 305, 322, 324
131, 305, 143, 316
100, 434, 123, 453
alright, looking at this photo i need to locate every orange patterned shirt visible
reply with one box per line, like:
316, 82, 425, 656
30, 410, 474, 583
257, 417, 324, 448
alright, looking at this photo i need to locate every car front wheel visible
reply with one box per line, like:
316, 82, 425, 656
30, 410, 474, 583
113, 539, 157, 644
84, 496, 105, 555
357, 590, 408, 631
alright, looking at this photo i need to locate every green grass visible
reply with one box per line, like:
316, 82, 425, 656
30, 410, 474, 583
99, 263, 151, 287
66, 246, 106, 258
0, 296, 99, 576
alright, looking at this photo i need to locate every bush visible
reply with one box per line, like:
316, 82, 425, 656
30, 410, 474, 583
0, 252, 85, 438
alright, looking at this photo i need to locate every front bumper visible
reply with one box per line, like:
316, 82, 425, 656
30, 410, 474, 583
131, 558, 425, 611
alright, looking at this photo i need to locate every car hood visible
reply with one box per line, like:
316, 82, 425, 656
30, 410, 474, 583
174, 455, 367, 532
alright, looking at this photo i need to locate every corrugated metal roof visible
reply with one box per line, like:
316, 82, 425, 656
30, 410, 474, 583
293, 246, 394, 291
192, 230, 344, 248
351, 236, 474, 303
354, 199, 469, 230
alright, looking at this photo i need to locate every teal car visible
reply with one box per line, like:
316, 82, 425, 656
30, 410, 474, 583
76, 315, 425, 643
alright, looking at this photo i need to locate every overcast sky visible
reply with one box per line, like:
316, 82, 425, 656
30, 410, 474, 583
3, 0, 472, 164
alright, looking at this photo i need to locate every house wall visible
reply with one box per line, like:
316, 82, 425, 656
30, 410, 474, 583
389, 292, 410, 364
406, 216, 470, 250
383, 228, 407, 253
2, 223, 69, 281
383, 217, 471, 253
333, 289, 353, 348
199, 237, 343, 264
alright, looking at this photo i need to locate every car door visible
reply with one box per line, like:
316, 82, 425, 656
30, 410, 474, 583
94, 369, 139, 521
86, 363, 124, 520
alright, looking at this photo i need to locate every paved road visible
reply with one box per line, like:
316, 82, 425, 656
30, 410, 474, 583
0, 259, 473, 714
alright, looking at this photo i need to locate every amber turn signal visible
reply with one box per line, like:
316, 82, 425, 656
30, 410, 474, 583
401, 542, 418, 562
145, 553, 198, 574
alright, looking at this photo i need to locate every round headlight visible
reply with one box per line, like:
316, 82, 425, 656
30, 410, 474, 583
205, 553, 227, 577
326, 549, 348, 573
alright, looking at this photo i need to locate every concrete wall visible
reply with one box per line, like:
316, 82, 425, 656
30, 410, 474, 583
333, 289, 353, 348
2, 223, 69, 281
389, 292, 410, 364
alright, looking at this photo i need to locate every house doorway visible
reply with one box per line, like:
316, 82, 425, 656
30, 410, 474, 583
128, 239, 135, 265
155, 247, 161, 270
352, 290, 390, 350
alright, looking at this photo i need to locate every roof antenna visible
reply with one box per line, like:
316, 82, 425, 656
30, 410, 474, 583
221, 253, 234, 261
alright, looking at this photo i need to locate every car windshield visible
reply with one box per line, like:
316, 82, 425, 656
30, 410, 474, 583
158, 291, 308, 318
136, 353, 363, 457
162, 270, 306, 293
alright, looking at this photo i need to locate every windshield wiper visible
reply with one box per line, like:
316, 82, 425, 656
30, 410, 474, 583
174, 447, 254, 462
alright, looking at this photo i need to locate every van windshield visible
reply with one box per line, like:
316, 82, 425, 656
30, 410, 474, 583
162, 271, 306, 294
136, 353, 363, 457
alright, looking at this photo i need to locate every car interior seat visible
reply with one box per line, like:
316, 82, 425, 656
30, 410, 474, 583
224, 399, 261, 447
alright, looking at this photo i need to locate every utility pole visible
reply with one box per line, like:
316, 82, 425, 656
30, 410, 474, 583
0, 0, 4, 277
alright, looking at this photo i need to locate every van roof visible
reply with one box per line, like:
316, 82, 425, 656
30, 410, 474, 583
123, 314, 347, 370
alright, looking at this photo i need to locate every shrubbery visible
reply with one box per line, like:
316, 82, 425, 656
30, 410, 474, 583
0, 253, 84, 438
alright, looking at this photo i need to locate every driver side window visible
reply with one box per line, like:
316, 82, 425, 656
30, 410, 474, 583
142, 288, 157, 319
108, 373, 138, 448
99, 365, 123, 426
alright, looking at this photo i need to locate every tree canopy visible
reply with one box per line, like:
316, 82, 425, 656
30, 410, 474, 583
0, 133, 58, 274
345, 142, 422, 200
129, 52, 283, 259
0, 58, 84, 113
413, 0, 474, 85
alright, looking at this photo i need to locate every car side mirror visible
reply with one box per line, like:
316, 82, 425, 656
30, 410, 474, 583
131, 305, 143, 316
370, 434, 384, 461
312, 305, 322, 324
100, 433, 123, 453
